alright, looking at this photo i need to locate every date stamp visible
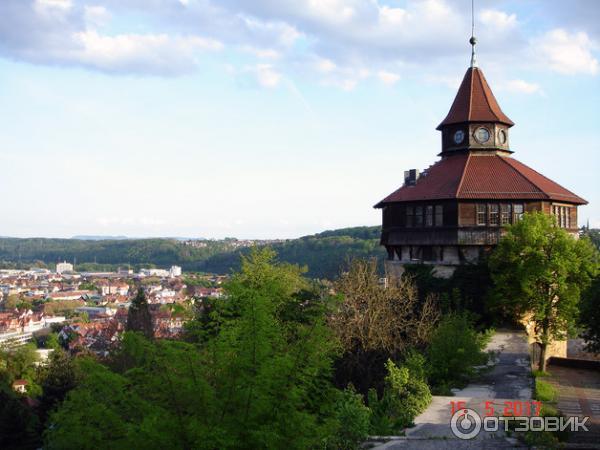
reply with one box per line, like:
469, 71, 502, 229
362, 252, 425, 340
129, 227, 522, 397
450, 400, 542, 417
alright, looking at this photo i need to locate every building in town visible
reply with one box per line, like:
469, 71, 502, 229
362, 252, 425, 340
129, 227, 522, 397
55, 261, 74, 274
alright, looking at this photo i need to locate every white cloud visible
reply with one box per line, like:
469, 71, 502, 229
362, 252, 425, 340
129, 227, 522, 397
315, 58, 336, 73
242, 46, 280, 59
254, 64, 281, 87
503, 79, 542, 95
1, 0, 599, 83
377, 70, 400, 85
68, 31, 223, 75
378, 6, 409, 26
306, 0, 355, 24
535, 29, 599, 75
480, 9, 517, 31
84, 5, 110, 28
35, 0, 72, 12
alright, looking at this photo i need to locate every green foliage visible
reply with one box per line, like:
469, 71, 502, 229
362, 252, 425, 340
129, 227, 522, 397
582, 228, 600, 250
368, 358, 431, 435
37, 349, 81, 423
324, 386, 371, 450
0, 380, 41, 450
535, 379, 557, 403
36, 332, 62, 351
126, 288, 153, 339
45, 249, 341, 450
0, 343, 39, 384
489, 212, 598, 370
580, 276, 600, 353
78, 282, 98, 291
404, 262, 494, 324
426, 313, 489, 389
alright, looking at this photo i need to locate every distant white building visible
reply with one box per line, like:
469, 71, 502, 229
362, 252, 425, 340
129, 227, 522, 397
140, 268, 170, 277
170, 265, 182, 277
56, 261, 74, 274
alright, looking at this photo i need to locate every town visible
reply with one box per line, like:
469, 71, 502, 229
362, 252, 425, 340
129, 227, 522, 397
0, 262, 226, 356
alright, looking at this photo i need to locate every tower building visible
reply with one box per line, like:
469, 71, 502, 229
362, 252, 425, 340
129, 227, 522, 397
375, 40, 586, 278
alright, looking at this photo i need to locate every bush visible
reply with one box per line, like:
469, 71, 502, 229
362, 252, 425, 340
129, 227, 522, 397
326, 386, 371, 450
427, 313, 489, 388
368, 357, 431, 435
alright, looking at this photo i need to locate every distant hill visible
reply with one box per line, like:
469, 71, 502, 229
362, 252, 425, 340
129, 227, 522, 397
0, 226, 384, 279
202, 226, 384, 278
71, 235, 130, 240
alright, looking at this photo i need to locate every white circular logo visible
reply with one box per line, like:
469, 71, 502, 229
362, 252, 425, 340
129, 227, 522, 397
450, 408, 482, 440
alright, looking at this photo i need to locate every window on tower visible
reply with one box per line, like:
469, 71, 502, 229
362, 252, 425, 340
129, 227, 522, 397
488, 204, 499, 226
415, 206, 423, 227
435, 205, 444, 226
425, 205, 434, 227
406, 206, 414, 228
552, 205, 571, 229
476, 204, 486, 226
500, 204, 511, 225
513, 204, 524, 222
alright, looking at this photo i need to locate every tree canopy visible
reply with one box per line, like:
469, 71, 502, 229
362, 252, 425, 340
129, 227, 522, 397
489, 212, 598, 370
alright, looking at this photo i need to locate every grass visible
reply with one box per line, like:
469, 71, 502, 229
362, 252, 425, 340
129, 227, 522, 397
535, 379, 557, 403
532, 370, 550, 378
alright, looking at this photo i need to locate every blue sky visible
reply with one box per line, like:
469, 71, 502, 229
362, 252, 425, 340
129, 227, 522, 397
0, 0, 598, 239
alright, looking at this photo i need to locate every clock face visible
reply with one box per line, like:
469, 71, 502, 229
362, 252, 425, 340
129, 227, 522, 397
475, 127, 490, 144
453, 130, 465, 144
498, 129, 507, 144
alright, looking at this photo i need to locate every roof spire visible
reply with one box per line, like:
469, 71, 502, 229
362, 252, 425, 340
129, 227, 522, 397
470, 0, 477, 68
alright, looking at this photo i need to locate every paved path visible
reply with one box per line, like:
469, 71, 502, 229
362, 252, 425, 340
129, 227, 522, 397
547, 364, 600, 445
370, 330, 533, 449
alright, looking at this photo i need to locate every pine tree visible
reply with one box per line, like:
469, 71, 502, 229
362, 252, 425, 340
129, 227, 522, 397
126, 288, 153, 339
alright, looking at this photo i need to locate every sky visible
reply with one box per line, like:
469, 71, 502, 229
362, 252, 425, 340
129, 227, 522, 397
0, 0, 598, 239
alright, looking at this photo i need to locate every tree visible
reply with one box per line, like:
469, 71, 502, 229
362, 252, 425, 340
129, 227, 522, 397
38, 349, 81, 424
331, 258, 439, 396
426, 313, 489, 389
489, 212, 598, 371
1, 343, 39, 383
580, 277, 600, 353
126, 288, 153, 339
45, 249, 342, 449
0, 380, 41, 450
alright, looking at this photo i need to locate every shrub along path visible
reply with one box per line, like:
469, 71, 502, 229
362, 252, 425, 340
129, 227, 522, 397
371, 330, 533, 449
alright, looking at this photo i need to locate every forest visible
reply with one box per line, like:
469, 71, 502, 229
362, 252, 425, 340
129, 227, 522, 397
0, 226, 384, 279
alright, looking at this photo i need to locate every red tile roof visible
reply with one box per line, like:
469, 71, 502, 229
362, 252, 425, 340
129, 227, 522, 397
437, 67, 514, 129
375, 153, 587, 206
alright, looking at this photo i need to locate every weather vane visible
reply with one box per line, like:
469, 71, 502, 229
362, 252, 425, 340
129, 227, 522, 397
470, 0, 477, 67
